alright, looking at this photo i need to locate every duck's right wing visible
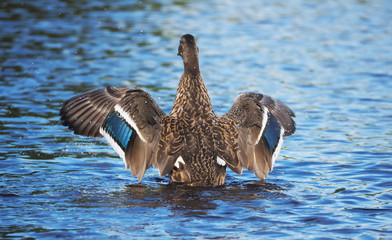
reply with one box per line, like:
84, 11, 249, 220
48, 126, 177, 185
60, 86, 166, 181
222, 92, 295, 179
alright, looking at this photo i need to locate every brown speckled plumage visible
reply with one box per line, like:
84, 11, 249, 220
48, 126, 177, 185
60, 34, 296, 186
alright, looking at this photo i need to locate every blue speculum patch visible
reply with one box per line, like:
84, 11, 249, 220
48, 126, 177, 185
103, 111, 133, 150
263, 113, 281, 153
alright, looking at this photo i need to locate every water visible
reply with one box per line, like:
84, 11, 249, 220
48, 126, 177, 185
1, 0, 392, 238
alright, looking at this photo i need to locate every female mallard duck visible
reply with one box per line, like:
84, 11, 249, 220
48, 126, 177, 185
60, 34, 295, 186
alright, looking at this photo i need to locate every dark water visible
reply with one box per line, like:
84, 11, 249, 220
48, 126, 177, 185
1, 0, 392, 239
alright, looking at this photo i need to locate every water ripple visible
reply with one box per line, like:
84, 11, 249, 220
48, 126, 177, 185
1, 0, 392, 239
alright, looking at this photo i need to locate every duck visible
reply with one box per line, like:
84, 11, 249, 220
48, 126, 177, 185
60, 34, 296, 186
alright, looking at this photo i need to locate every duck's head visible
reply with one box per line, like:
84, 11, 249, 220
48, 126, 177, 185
177, 34, 199, 70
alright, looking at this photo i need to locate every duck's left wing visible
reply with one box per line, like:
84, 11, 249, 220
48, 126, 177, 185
60, 86, 166, 181
222, 92, 295, 179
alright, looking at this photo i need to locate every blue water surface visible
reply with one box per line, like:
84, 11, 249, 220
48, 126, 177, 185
1, 0, 392, 239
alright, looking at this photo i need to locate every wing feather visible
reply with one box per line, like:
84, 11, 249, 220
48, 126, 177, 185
60, 86, 129, 138
212, 118, 241, 174
156, 117, 185, 177
223, 92, 295, 180
60, 86, 166, 181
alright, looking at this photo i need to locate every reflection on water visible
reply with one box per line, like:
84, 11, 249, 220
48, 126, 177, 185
121, 180, 285, 212
1, 0, 392, 238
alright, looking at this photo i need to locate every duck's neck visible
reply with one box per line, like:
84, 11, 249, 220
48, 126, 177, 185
171, 64, 214, 119
183, 56, 200, 76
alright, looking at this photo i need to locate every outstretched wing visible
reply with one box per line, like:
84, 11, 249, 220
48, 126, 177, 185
60, 86, 166, 181
223, 92, 295, 179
